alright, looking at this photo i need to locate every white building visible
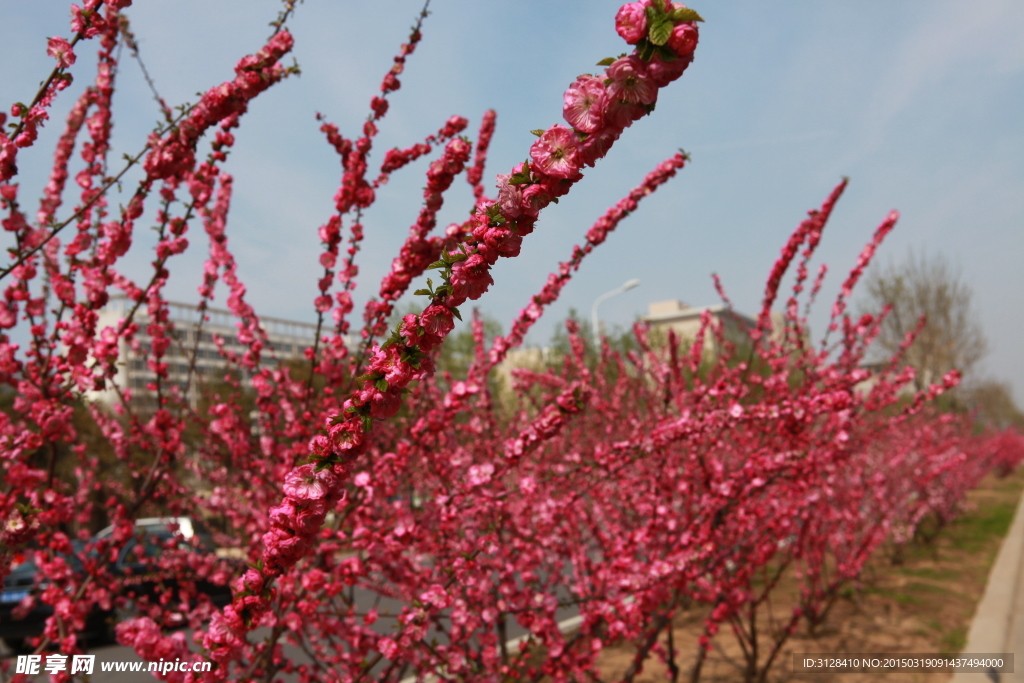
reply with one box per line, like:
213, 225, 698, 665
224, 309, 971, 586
89, 295, 322, 410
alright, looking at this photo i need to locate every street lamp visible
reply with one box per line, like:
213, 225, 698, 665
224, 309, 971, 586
591, 278, 640, 344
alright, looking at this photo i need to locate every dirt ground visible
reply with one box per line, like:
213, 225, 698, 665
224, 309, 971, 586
596, 467, 1024, 683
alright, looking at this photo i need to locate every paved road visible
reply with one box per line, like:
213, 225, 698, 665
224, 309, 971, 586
0, 630, 312, 682
1010, 526, 1024, 683
1, 580, 583, 681
1, 640, 149, 682
953, 482, 1024, 683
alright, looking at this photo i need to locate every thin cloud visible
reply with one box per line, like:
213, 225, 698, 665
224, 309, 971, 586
864, 0, 1024, 150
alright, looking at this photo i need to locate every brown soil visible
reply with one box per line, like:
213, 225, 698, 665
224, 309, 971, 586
595, 467, 1024, 683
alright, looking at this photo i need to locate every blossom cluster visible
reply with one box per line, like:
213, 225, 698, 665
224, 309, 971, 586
1, 2, 1022, 683
488, 152, 686, 372
498, 1, 699, 219
222, 3, 708, 649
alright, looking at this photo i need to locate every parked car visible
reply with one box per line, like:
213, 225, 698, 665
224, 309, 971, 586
0, 542, 110, 653
0, 517, 234, 653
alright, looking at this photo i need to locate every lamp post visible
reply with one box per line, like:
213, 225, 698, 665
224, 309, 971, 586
591, 278, 640, 344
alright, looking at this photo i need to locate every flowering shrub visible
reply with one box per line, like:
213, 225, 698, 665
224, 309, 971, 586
1, 1, 1022, 682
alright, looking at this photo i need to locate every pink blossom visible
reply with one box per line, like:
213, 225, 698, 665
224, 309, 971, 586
378, 636, 399, 660
530, 125, 582, 179
308, 434, 331, 458
262, 528, 312, 572
70, 4, 107, 39
327, 419, 365, 453
496, 169, 524, 218
293, 499, 328, 534
603, 98, 647, 129
467, 110, 496, 194
667, 22, 699, 59
520, 181, 555, 216
373, 345, 414, 385
282, 464, 336, 500
615, 3, 648, 44
419, 584, 452, 609
15, 5, 1012, 682
646, 52, 691, 87
46, 37, 76, 68
606, 55, 657, 106
479, 225, 522, 258
420, 303, 454, 336
579, 127, 621, 167
367, 387, 401, 418
467, 462, 494, 487
563, 75, 607, 133
449, 253, 493, 302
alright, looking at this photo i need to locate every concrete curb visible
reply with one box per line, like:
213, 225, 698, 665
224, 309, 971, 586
951, 485, 1024, 682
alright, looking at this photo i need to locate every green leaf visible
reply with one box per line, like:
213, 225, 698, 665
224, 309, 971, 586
426, 260, 446, 270
413, 288, 432, 296
375, 378, 389, 392
649, 18, 673, 46
450, 307, 462, 322
596, 57, 615, 66
400, 344, 424, 368
530, 129, 545, 137
669, 7, 704, 22
637, 39, 656, 62
654, 44, 678, 61
508, 161, 532, 185
361, 415, 373, 433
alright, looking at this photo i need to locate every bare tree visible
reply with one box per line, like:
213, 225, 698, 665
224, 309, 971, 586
964, 380, 1024, 431
859, 250, 988, 392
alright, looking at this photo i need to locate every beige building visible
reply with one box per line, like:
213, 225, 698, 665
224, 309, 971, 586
642, 300, 774, 356
88, 295, 321, 410
493, 347, 557, 390
493, 301, 780, 391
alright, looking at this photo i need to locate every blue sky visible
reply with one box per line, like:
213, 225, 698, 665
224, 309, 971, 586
3, 1, 1022, 403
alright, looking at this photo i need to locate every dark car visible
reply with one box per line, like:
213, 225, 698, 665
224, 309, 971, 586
1, 517, 234, 653
0, 544, 113, 653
